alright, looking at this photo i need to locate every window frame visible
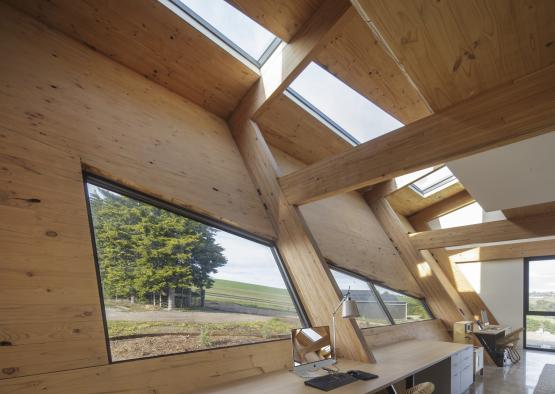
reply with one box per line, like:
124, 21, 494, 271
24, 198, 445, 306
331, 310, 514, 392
83, 173, 309, 363
408, 166, 457, 197
523, 255, 555, 353
169, 0, 281, 68
329, 265, 434, 328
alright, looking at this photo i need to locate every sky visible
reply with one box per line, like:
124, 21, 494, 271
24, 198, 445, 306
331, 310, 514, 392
289, 62, 404, 144
212, 230, 288, 289
177, 0, 275, 60
529, 259, 555, 293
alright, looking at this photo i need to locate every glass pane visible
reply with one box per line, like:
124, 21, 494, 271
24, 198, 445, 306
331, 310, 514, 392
374, 285, 432, 324
528, 258, 555, 312
526, 315, 555, 350
438, 202, 484, 229
329, 269, 390, 328
289, 62, 403, 144
87, 182, 301, 362
176, 0, 277, 62
411, 166, 457, 196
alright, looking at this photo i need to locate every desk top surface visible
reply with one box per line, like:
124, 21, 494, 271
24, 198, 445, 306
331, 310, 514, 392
196, 340, 470, 394
475, 326, 510, 335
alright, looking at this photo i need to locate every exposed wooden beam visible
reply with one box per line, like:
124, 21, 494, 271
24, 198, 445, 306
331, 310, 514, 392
229, 0, 351, 127
278, 65, 555, 205
447, 239, 555, 264
503, 201, 555, 220
410, 212, 555, 250
408, 190, 475, 225
409, 215, 498, 326
230, 118, 373, 363
368, 197, 472, 328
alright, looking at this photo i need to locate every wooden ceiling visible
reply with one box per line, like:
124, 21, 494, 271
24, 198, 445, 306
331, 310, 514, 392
8, 0, 259, 118
355, 0, 555, 111
10, 0, 555, 212
226, 0, 324, 42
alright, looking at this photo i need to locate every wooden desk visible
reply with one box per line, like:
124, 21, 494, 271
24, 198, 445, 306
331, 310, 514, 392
196, 340, 470, 394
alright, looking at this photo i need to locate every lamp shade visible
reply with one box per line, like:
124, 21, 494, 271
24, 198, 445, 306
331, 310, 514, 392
341, 298, 359, 318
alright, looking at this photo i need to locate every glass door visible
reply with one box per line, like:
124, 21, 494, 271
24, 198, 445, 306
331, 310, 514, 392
524, 256, 555, 351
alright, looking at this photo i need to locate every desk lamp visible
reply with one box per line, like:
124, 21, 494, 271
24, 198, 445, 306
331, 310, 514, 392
332, 288, 360, 357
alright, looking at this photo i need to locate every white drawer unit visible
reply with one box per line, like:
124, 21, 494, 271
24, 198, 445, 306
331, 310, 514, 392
451, 346, 473, 394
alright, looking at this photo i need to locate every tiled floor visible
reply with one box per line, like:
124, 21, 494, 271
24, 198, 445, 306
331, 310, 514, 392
469, 349, 555, 394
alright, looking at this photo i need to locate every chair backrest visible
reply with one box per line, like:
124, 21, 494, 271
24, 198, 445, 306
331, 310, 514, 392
406, 382, 435, 394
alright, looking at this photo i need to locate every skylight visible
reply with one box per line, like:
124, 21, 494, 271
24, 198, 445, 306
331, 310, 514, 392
172, 0, 280, 67
410, 166, 458, 197
288, 62, 403, 144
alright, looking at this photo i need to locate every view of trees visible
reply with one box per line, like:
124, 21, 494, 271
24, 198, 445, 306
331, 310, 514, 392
89, 187, 227, 308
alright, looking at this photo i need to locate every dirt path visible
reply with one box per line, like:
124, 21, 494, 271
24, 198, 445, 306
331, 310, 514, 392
105, 307, 276, 323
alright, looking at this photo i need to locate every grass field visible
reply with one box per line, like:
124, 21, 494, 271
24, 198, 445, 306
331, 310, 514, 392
205, 279, 296, 312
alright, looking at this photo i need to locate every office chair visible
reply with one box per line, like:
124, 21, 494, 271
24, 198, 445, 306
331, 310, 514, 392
496, 328, 523, 364
386, 382, 435, 394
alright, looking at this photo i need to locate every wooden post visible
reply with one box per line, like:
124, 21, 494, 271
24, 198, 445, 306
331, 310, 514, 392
230, 119, 373, 363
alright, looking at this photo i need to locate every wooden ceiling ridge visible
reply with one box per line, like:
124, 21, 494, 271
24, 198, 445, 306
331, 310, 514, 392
447, 238, 555, 264
278, 65, 555, 206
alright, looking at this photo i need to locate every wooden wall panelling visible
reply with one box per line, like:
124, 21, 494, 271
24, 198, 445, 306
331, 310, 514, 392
0, 340, 292, 393
0, 130, 108, 379
409, 212, 555, 250
226, 0, 324, 42
448, 239, 555, 263
363, 320, 450, 349
229, 0, 351, 126
353, 0, 555, 111
0, 2, 288, 384
368, 198, 472, 329
271, 147, 424, 297
230, 120, 373, 363
408, 190, 475, 225
278, 65, 555, 205
8, 0, 260, 118
257, 93, 351, 164
315, 7, 432, 125
0, 2, 275, 240
409, 216, 498, 324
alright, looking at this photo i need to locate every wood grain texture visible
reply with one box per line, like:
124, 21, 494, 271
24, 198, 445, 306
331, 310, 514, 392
409, 216, 498, 325
363, 319, 450, 348
278, 64, 555, 205
257, 93, 351, 164
315, 7, 431, 125
271, 147, 423, 297
408, 190, 475, 225
386, 182, 466, 217
0, 2, 274, 240
7, 0, 259, 118
0, 340, 292, 393
354, 0, 555, 111
410, 212, 555, 250
503, 201, 555, 219
448, 239, 555, 263
229, 0, 351, 126
0, 3, 281, 381
226, 0, 323, 42
231, 120, 373, 363
369, 198, 472, 329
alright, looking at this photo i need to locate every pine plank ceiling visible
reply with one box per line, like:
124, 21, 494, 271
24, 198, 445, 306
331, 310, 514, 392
10, 0, 555, 168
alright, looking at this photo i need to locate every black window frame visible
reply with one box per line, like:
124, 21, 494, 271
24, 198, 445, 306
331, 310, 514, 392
329, 265, 434, 328
523, 255, 555, 353
83, 173, 309, 364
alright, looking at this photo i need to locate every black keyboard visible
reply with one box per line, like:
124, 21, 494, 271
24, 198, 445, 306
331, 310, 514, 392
304, 373, 358, 391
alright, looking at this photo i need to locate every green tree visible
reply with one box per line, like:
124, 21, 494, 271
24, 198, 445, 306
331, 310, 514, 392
89, 186, 227, 307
